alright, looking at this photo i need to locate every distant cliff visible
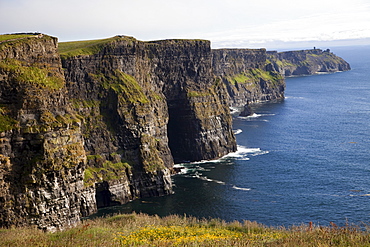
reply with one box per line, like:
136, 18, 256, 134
267, 49, 351, 77
212, 49, 285, 107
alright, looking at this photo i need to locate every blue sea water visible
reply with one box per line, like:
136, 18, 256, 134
94, 45, 370, 227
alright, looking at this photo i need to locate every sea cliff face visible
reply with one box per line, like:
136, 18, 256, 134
0, 34, 86, 231
0, 34, 237, 230
212, 49, 285, 107
61, 37, 237, 214
267, 49, 351, 76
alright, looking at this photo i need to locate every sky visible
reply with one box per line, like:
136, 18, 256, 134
1, 0, 369, 50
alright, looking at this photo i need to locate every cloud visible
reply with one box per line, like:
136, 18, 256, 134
0, 0, 369, 47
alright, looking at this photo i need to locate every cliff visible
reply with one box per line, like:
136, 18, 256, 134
0, 34, 237, 230
212, 49, 285, 107
267, 49, 351, 77
60, 36, 237, 213
0, 34, 86, 231
1, 34, 349, 231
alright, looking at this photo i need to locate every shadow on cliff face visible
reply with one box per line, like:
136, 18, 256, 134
95, 181, 121, 208
167, 99, 194, 163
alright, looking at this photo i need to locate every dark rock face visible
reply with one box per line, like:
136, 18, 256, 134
61, 37, 236, 186
61, 38, 175, 213
212, 49, 285, 107
239, 104, 254, 117
0, 35, 87, 231
267, 49, 351, 77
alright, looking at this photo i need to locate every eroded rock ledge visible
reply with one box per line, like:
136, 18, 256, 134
0, 33, 350, 230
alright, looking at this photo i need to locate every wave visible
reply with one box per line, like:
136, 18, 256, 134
233, 129, 243, 135
223, 145, 269, 160
229, 107, 240, 114
285, 96, 305, 100
232, 185, 251, 191
238, 113, 275, 121
238, 113, 262, 120
349, 194, 370, 197
184, 173, 226, 185
199, 176, 226, 185
175, 146, 268, 167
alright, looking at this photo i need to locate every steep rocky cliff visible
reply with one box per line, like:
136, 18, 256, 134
267, 48, 351, 76
212, 49, 285, 107
60, 35, 236, 169
0, 34, 86, 231
0, 34, 237, 230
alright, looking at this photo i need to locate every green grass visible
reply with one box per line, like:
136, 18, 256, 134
0, 34, 36, 42
96, 70, 149, 104
227, 68, 283, 86
0, 59, 64, 90
84, 161, 131, 187
58, 37, 121, 58
1, 213, 369, 246
0, 115, 18, 132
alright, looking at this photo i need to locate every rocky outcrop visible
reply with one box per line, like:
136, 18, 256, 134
212, 49, 285, 107
267, 49, 351, 77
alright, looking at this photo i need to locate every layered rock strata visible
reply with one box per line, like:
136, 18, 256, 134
0, 34, 86, 231
0, 34, 237, 230
212, 49, 285, 107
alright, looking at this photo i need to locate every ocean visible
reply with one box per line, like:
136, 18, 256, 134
92, 45, 370, 227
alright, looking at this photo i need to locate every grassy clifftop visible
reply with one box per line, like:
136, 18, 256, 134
58, 36, 137, 58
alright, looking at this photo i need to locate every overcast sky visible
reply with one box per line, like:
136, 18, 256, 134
1, 0, 369, 49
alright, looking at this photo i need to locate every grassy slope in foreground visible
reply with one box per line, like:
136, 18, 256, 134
0, 213, 369, 246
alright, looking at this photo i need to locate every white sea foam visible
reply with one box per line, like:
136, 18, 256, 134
199, 176, 226, 185
233, 129, 243, 135
232, 185, 251, 191
349, 194, 370, 197
285, 96, 305, 100
238, 113, 262, 120
229, 107, 240, 114
238, 113, 275, 121
222, 145, 269, 160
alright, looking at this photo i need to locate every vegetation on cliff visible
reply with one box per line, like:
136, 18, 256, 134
58, 36, 119, 58
58, 36, 137, 58
0, 59, 64, 90
84, 160, 131, 187
0, 34, 35, 42
0, 114, 18, 132
1, 213, 369, 246
227, 68, 283, 86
